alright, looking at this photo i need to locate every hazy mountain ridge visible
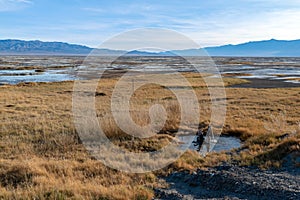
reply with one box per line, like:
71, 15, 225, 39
205, 39, 300, 57
0, 39, 93, 55
0, 39, 299, 57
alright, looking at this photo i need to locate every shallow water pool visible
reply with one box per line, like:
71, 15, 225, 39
178, 135, 241, 153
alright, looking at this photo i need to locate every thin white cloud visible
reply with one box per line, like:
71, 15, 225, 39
83, 3, 159, 15
187, 8, 300, 46
0, 0, 33, 12
14, 0, 32, 3
1, 0, 299, 47
82, 7, 105, 14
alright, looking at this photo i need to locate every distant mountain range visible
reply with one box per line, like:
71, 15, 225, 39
0, 40, 92, 55
0, 39, 299, 57
205, 39, 300, 57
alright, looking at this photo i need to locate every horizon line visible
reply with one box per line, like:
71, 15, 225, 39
1, 38, 300, 50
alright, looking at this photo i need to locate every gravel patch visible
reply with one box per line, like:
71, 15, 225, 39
155, 165, 300, 200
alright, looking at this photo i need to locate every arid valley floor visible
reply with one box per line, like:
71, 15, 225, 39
0, 56, 299, 199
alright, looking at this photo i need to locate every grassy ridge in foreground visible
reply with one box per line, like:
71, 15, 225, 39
0, 73, 299, 199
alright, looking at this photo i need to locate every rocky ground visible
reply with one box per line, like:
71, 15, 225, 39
154, 164, 300, 200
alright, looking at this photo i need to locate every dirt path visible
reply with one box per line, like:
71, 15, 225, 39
154, 165, 300, 200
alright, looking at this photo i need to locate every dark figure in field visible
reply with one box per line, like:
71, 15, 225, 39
193, 129, 204, 151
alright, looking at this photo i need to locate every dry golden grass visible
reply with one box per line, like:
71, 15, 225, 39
0, 157, 156, 199
221, 60, 254, 65
0, 72, 299, 198
286, 77, 300, 82
235, 122, 300, 169
222, 73, 252, 77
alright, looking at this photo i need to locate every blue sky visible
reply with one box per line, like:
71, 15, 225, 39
0, 0, 299, 48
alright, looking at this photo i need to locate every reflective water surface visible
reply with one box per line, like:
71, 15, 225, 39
0, 56, 299, 85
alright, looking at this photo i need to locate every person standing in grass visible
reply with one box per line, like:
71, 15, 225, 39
193, 127, 205, 151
